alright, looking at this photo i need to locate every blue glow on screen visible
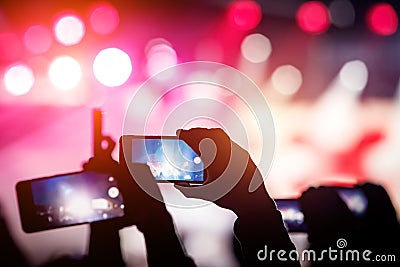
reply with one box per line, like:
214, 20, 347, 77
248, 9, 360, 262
131, 139, 204, 181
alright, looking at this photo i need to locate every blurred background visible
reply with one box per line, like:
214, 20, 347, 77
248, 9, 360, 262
0, 0, 399, 266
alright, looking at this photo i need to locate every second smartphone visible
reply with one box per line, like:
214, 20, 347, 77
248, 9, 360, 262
16, 171, 125, 233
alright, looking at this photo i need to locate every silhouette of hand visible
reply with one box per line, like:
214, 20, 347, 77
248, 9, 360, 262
175, 128, 273, 216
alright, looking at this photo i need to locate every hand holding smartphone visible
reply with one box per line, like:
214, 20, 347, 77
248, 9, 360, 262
16, 110, 126, 233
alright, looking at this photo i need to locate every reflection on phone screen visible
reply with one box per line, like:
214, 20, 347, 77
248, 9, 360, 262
31, 172, 124, 227
131, 138, 204, 182
335, 187, 368, 217
275, 199, 308, 232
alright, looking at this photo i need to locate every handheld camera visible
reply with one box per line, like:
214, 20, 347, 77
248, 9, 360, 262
16, 109, 125, 232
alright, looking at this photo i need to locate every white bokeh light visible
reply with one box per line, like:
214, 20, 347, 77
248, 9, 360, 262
49, 56, 82, 90
4, 64, 35, 96
93, 48, 132, 87
54, 15, 86, 46
339, 60, 368, 92
271, 65, 303, 95
146, 44, 177, 77
240, 33, 272, 63
108, 187, 120, 198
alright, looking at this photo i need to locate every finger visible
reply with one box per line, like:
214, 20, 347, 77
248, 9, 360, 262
176, 129, 196, 151
176, 128, 207, 155
177, 128, 218, 167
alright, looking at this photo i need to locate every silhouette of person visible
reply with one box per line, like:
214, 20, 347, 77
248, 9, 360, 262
299, 186, 358, 267
300, 184, 400, 267
83, 135, 196, 267
29, 135, 198, 267
175, 128, 300, 266
0, 204, 29, 267
39, 221, 124, 267
356, 183, 400, 265
11, 129, 302, 267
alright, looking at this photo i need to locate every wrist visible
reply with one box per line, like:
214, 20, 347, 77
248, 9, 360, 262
137, 209, 175, 235
140, 216, 189, 263
233, 171, 277, 217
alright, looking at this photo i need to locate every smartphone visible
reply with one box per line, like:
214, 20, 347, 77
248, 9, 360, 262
120, 135, 204, 183
275, 199, 307, 233
16, 171, 125, 233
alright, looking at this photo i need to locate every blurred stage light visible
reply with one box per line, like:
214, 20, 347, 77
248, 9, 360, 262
339, 60, 368, 92
54, 14, 86, 46
92, 198, 111, 210
93, 47, 132, 87
146, 39, 177, 77
0, 32, 22, 62
4, 64, 35, 96
89, 3, 120, 35
307, 62, 366, 154
367, 3, 398, 36
49, 55, 82, 90
271, 65, 303, 96
240, 33, 272, 63
228, 0, 262, 31
329, 0, 355, 28
107, 187, 119, 198
65, 195, 92, 218
296, 1, 330, 34
24, 25, 53, 54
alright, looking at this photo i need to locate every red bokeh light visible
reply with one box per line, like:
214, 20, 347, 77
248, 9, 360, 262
296, 1, 330, 34
228, 0, 262, 31
89, 3, 120, 35
0, 32, 22, 62
24, 25, 53, 54
366, 3, 398, 36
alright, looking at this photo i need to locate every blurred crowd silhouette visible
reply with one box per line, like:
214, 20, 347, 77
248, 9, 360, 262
1, 128, 399, 267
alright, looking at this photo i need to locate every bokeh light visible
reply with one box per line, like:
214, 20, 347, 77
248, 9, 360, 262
240, 33, 272, 63
146, 39, 177, 77
339, 60, 368, 92
228, 0, 262, 31
93, 47, 132, 87
271, 65, 303, 96
24, 25, 53, 54
89, 3, 120, 35
366, 3, 398, 36
4, 64, 35, 96
49, 55, 82, 90
329, 0, 355, 28
296, 1, 330, 34
54, 14, 86, 46
0, 32, 22, 62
